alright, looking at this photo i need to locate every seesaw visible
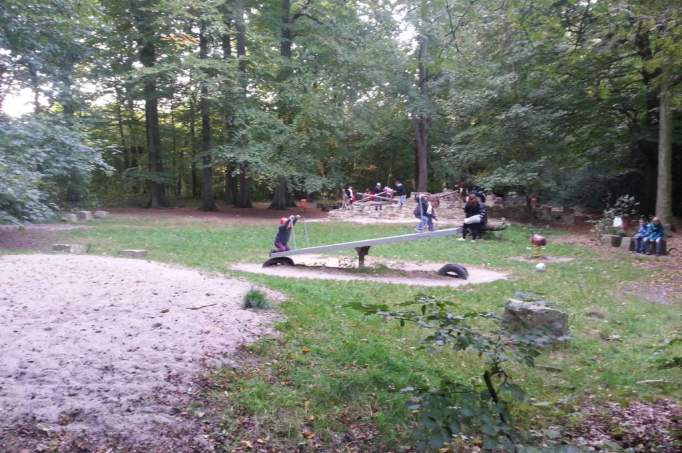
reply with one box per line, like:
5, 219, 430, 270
263, 227, 469, 279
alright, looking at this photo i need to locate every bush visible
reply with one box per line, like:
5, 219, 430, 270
0, 116, 108, 223
243, 289, 271, 309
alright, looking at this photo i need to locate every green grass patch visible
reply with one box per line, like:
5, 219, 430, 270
56, 217, 681, 449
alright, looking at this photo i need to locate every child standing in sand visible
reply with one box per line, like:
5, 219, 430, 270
273, 215, 300, 252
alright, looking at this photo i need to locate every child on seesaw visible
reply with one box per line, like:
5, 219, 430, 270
273, 215, 301, 253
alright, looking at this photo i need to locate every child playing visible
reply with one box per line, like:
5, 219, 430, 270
273, 215, 300, 252
630, 218, 649, 254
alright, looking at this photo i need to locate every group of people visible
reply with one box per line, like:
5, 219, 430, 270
413, 191, 487, 239
630, 217, 666, 255
342, 181, 408, 210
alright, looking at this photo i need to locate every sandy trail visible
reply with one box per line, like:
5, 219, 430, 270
0, 254, 279, 450
232, 255, 507, 287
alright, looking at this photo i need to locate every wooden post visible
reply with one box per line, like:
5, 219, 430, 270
355, 246, 371, 268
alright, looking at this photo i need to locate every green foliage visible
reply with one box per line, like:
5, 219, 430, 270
654, 336, 682, 370
588, 194, 640, 238
0, 116, 107, 223
243, 288, 271, 310
350, 294, 548, 450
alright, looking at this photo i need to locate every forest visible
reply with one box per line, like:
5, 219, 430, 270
1, 2, 682, 452
1, 0, 680, 224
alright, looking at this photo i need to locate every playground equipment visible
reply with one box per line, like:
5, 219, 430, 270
264, 227, 469, 279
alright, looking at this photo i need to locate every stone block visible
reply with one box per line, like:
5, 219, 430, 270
53, 243, 89, 254
119, 249, 148, 258
503, 298, 569, 342
93, 210, 110, 219
76, 211, 93, 221
61, 213, 78, 223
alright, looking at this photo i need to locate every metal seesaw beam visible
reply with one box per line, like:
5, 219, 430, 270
269, 227, 462, 262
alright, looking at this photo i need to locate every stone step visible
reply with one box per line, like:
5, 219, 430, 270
119, 249, 148, 258
53, 244, 89, 254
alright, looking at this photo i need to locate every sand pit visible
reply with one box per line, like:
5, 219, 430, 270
231, 255, 507, 288
0, 254, 280, 450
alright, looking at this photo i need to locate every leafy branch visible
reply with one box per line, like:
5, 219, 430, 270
349, 294, 548, 451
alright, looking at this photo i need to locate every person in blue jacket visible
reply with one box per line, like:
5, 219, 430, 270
645, 217, 666, 255
630, 218, 650, 254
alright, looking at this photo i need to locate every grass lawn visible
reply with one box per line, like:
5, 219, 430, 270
58, 218, 680, 450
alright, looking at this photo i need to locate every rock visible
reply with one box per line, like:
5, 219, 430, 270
76, 210, 93, 221
61, 213, 78, 223
93, 210, 110, 219
119, 249, 148, 258
502, 298, 569, 343
585, 308, 607, 319
52, 244, 89, 254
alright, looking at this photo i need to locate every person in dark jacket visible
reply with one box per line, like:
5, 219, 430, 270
460, 195, 485, 240
395, 180, 407, 207
273, 215, 300, 252
414, 195, 437, 232
373, 182, 384, 211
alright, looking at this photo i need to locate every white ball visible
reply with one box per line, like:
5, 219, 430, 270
535, 262, 546, 272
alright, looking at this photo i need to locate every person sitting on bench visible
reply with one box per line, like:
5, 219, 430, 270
629, 218, 649, 254
645, 217, 666, 255
460, 194, 487, 240
273, 215, 300, 252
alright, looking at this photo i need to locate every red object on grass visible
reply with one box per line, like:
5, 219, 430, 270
531, 234, 547, 247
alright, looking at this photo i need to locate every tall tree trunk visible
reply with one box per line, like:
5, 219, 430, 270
224, 169, 237, 204
114, 85, 127, 171
237, 164, 252, 208
221, 22, 236, 205
414, 34, 431, 193
655, 80, 673, 229
189, 94, 199, 199
139, 40, 166, 208
269, 0, 293, 210
199, 22, 217, 211
234, 0, 252, 208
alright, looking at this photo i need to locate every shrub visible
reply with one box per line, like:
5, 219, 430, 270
243, 289, 271, 310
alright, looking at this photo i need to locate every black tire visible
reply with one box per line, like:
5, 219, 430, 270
437, 263, 469, 279
263, 257, 295, 267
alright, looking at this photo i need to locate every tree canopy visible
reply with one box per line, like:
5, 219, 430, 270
1, 0, 680, 223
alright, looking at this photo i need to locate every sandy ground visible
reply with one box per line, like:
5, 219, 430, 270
0, 224, 87, 250
231, 254, 507, 288
0, 254, 281, 450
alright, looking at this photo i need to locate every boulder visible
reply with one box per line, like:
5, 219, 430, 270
119, 249, 148, 258
93, 210, 110, 219
76, 211, 93, 221
502, 298, 569, 343
53, 244, 89, 254
61, 213, 78, 223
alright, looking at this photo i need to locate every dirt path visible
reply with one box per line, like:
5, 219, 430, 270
0, 254, 280, 451
232, 255, 507, 288
0, 224, 87, 250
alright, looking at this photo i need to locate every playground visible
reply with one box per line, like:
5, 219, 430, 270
1, 207, 680, 451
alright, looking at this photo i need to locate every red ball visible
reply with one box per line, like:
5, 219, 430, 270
531, 234, 546, 247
